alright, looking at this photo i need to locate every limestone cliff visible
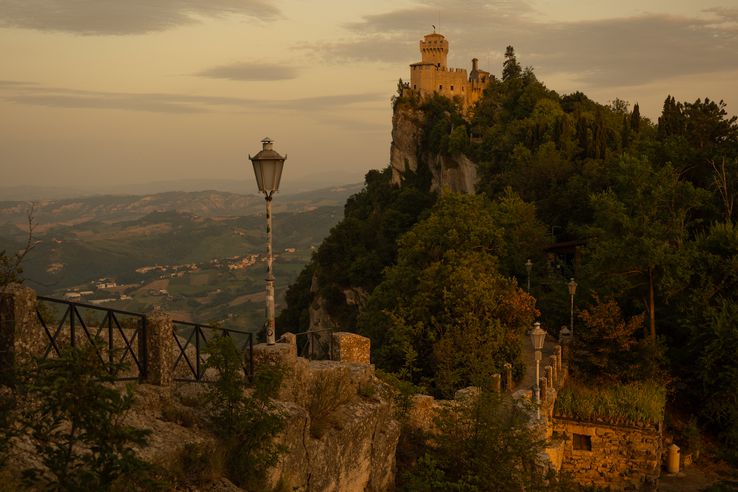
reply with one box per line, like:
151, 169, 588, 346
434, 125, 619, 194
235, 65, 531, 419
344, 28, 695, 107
389, 104, 478, 194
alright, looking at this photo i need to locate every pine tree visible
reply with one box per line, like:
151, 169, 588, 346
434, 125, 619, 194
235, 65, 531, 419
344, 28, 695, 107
502, 46, 522, 81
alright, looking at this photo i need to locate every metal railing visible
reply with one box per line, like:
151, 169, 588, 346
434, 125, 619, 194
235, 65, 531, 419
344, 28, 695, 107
36, 296, 146, 381
172, 321, 254, 382
294, 329, 334, 360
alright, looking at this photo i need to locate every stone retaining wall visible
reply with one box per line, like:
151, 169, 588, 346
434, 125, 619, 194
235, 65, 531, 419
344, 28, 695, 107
552, 418, 661, 491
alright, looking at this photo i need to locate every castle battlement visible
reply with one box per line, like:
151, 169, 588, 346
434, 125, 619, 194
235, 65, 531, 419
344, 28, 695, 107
409, 32, 490, 110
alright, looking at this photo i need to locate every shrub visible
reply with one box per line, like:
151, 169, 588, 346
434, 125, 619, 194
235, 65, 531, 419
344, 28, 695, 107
398, 391, 548, 491
18, 343, 155, 490
204, 336, 286, 489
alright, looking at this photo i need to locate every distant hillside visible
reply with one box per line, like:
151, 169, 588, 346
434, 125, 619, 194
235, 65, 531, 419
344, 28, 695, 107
0, 186, 361, 331
0, 184, 363, 230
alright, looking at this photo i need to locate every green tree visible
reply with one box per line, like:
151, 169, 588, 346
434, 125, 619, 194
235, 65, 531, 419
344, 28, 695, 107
358, 193, 537, 396
573, 296, 662, 383
19, 344, 152, 491
691, 300, 738, 459
502, 45, 522, 81
581, 156, 703, 340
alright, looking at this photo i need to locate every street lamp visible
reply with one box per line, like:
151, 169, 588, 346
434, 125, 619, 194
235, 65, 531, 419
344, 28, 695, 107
525, 259, 533, 292
568, 277, 577, 338
249, 137, 286, 345
530, 322, 547, 420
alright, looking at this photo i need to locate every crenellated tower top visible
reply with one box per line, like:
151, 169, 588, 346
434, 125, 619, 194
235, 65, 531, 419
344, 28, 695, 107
419, 33, 448, 69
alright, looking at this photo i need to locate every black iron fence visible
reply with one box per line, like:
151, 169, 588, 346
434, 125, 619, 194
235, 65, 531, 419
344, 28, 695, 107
36, 296, 147, 381
294, 329, 334, 360
34, 296, 254, 383
172, 321, 253, 382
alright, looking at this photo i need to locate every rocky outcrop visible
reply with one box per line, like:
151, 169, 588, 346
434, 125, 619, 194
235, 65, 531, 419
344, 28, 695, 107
308, 272, 338, 332
425, 153, 478, 194
390, 106, 424, 181
253, 341, 400, 492
389, 105, 478, 194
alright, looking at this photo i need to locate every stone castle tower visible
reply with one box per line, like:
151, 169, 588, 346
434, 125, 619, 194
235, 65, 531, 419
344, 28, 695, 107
409, 31, 490, 110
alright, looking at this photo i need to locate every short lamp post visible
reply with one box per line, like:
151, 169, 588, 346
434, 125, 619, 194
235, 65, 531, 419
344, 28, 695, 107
525, 259, 533, 292
568, 277, 578, 338
249, 137, 286, 345
530, 322, 547, 420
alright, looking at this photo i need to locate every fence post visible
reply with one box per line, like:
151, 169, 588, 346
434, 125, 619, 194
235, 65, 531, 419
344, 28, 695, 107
0, 284, 41, 387
143, 308, 173, 386
491, 373, 501, 393
504, 363, 513, 392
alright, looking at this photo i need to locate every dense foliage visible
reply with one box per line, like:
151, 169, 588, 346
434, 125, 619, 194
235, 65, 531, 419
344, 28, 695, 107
358, 193, 539, 397
398, 391, 554, 491
280, 47, 738, 454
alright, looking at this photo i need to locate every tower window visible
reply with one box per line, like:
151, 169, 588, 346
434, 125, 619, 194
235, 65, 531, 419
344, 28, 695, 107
450, 85, 454, 91
439, 85, 443, 90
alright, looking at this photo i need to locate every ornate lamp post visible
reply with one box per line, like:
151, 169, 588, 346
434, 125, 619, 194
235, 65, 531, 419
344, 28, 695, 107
249, 137, 286, 345
525, 259, 533, 292
530, 322, 547, 420
568, 277, 577, 338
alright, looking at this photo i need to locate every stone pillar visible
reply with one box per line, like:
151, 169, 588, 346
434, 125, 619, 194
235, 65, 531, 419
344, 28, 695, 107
544, 366, 553, 391
253, 342, 297, 369
331, 332, 370, 364
0, 284, 42, 386
144, 308, 173, 386
549, 355, 558, 387
491, 373, 501, 393
554, 345, 563, 375
504, 363, 513, 391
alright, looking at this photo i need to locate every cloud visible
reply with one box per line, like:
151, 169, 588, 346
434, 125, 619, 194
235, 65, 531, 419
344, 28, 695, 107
0, 80, 385, 114
529, 13, 738, 87
0, 0, 281, 35
310, 0, 738, 90
196, 62, 299, 81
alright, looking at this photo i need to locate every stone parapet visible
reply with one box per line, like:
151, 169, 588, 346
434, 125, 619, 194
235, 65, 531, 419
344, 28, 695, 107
0, 284, 43, 385
331, 332, 370, 364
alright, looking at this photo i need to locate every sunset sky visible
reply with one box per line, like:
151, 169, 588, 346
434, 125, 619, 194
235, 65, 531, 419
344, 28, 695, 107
2, 0, 737, 193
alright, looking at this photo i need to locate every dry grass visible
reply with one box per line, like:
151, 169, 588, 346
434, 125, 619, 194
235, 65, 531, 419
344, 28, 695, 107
307, 369, 356, 438
554, 380, 666, 427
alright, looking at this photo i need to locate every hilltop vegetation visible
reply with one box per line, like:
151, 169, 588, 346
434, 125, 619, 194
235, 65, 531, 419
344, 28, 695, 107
280, 47, 738, 457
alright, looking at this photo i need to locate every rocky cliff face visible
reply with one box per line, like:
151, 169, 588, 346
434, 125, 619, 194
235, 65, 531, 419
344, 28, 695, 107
389, 105, 478, 194
272, 360, 399, 491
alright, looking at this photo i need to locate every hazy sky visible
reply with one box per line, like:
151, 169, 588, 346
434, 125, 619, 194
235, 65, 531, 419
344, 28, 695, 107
2, 0, 738, 191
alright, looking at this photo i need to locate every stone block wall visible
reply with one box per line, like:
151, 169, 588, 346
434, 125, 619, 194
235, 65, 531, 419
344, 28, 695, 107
332, 331, 370, 364
552, 418, 661, 491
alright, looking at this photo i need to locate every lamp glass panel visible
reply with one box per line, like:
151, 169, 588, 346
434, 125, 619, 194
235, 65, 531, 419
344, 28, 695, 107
252, 161, 265, 192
